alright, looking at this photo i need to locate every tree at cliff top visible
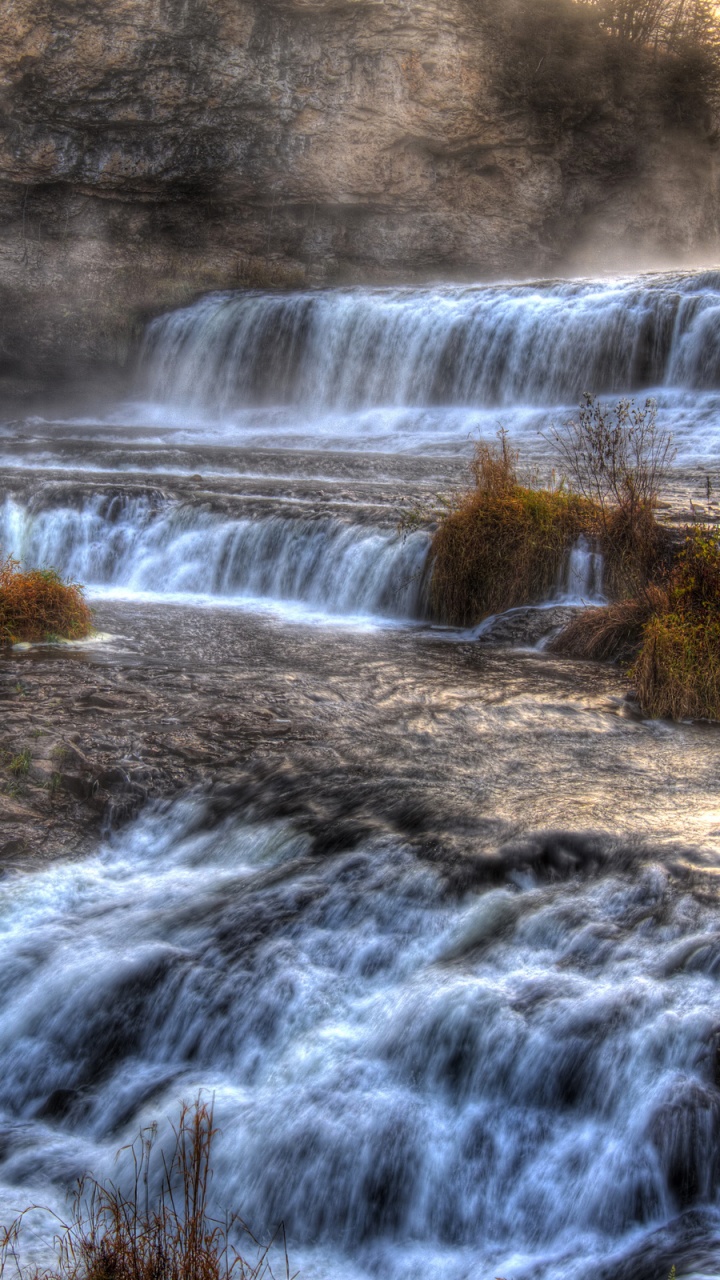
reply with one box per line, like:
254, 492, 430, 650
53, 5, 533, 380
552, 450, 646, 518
489, 0, 720, 132
581, 0, 720, 49
582, 0, 720, 121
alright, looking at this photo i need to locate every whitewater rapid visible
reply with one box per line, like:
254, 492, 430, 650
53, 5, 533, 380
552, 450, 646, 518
0, 494, 604, 621
4, 270, 720, 468
0, 800, 719, 1280
141, 274, 720, 411
0, 494, 430, 622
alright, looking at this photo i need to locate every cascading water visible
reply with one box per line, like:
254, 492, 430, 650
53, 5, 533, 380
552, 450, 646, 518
0, 496, 430, 621
79, 269, 719, 465
557, 535, 605, 604
8, 270, 720, 464
141, 273, 720, 415
1, 800, 719, 1280
0, 495, 604, 628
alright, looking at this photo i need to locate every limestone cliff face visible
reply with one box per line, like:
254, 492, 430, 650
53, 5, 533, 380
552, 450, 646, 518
1, 0, 719, 389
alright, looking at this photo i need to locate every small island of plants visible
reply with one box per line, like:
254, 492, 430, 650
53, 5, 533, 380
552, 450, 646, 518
426, 395, 720, 724
0, 555, 93, 645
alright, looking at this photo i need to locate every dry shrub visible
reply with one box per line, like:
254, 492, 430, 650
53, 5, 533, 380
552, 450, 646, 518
1, 1099, 293, 1280
549, 586, 668, 662
633, 526, 720, 720
430, 434, 599, 626
0, 556, 93, 644
546, 395, 674, 596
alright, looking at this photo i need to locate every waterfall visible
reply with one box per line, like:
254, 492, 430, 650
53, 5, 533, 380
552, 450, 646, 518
141, 272, 720, 416
556, 536, 605, 604
0, 496, 430, 622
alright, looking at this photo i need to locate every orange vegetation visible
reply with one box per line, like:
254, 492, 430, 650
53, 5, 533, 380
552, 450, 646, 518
0, 555, 93, 644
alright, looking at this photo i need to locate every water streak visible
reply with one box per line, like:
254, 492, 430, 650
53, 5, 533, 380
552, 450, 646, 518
0, 496, 429, 621
557, 535, 605, 604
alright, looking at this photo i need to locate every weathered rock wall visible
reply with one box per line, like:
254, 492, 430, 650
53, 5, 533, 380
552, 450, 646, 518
1, 0, 719, 392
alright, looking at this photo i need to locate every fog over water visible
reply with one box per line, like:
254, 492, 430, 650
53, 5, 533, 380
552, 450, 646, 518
2, 269, 720, 1280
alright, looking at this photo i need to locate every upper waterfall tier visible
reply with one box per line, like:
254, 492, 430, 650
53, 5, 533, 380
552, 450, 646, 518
141, 272, 720, 414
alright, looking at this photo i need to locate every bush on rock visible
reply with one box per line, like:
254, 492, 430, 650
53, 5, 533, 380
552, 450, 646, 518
429, 433, 599, 626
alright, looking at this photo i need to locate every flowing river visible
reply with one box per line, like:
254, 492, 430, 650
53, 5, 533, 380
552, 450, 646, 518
2, 270, 720, 1280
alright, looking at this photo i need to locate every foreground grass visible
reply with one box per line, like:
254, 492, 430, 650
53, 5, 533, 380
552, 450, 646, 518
0, 1100, 683, 1280
1, 1100, 291, 1280
0, 556, 93, 644
553, 526, 720, 722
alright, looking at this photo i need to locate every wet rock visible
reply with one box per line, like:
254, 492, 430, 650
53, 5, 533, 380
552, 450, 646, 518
59, 741, 91, 770
0, 837, 27, 859
35, 1087, 78, 1121
0, 592, 716, 867
58, 772, 95, 801
474, 605, 580, 647
97, 766, 131, 790
472, 829, 620, 886
76, 693, 129, 710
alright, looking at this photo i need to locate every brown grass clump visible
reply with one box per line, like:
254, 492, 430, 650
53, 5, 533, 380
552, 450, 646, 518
429, 434, 599, 626
0, 556, 93, 644
635, 611, 720, 721
1, 1099, 292, 1280
552, 526, 720, 722
601, 500, 672, 599
634, 526, 720, 721
549, 587, 668, 663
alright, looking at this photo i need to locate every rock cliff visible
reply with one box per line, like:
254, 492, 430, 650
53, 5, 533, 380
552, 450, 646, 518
1, 0, 719, 392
